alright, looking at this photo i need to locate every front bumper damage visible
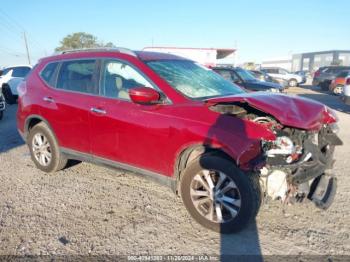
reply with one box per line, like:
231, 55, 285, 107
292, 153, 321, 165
259, 125, 342, 209
206, 95, 342, 210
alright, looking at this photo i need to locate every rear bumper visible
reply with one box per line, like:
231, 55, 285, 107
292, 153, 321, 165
300, 77, 307, 84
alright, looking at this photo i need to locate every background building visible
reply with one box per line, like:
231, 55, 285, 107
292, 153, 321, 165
292, 50, 350, 73
261, 57, 292, 71
143, 47, 236, 67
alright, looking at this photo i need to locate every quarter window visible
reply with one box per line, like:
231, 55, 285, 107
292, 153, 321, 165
56, 60, 98, 94
101, 60, 154, 100
40, 62, 59, 86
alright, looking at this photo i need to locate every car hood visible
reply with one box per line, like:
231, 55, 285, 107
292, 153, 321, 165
245, 80, 283, 90
205, 93, 331, 130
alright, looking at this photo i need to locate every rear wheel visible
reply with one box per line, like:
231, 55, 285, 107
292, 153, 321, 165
28, 122, 67, 172
288, 79, 297, 87
180, 155, 261, 233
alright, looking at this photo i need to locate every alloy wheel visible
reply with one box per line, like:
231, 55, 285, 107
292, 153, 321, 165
190, 170, 241, 223
334, 85, 343, 95
32, 133, 52, 166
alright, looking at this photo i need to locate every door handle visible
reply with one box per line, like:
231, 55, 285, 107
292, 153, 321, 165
90, 107, 106, 115
43, 96, 54, 103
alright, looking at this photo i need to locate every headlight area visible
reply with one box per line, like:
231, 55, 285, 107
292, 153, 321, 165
258, 125, 342, 209
268, 88, 281, 93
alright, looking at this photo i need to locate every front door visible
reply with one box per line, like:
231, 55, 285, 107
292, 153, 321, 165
89, 59, 172, 175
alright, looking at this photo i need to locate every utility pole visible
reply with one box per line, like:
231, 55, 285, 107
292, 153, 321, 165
23, 31, 31, 65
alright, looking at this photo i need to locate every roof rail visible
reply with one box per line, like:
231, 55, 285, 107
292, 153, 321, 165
59, 47, 137, 57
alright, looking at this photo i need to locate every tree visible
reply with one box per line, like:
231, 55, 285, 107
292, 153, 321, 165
55, 32, 115, 51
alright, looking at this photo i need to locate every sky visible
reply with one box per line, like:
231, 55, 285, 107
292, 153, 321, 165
0, 0, 349, 67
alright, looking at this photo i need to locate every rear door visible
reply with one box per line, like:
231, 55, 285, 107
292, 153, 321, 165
39, 59, 100, 153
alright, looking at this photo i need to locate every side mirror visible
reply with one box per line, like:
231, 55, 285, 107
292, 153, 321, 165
129, 87, 161, 105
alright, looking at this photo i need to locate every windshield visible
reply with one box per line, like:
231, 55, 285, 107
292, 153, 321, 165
146, 60, 244, 99
235, 68, 257, 81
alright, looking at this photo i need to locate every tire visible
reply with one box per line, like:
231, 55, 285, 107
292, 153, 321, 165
180, 154, 261, 234
320, 82, 329, 91
27, 122, 67, 172
333, 85, 343, 96
2, 84, 16, 104
288, 79, 297, 87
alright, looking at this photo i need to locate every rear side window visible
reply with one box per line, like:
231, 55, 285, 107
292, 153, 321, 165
337, 71, 350, 77
56, 60, 98, 94
12, 67, 31, 77
263, 68, 278, 74
40, 62, 59, 86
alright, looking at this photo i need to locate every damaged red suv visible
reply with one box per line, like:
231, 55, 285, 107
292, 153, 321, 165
17, 48, 342, 233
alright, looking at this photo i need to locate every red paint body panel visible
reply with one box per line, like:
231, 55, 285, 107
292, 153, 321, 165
206, 93, 331, 130
129, 87, 160, 104
17, 50, 337, 178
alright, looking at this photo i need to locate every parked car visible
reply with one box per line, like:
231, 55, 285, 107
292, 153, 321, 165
261, 67, 304, 87
0, 65, 32, 104
329, 70, 350, 95
294, 70, 311, 78
312, 66, 350, 91
0, 93, 5, 120
249, 70, 288, 87
17, 48, 342, 233
342, 76, 350, 105
213, 67, 284, 92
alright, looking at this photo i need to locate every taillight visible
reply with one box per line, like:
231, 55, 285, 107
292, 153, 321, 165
346, 78, 350, 85
17, 81, 27, 97
314, 70, 320, 78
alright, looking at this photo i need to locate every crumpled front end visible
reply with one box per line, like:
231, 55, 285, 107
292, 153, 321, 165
208, 96, 343, 210
259, 123, 342, 209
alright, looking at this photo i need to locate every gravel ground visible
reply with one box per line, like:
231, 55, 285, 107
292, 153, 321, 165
0, 86, 349, 257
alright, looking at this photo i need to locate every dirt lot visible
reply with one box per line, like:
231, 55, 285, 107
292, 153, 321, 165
0, 86, 349, 257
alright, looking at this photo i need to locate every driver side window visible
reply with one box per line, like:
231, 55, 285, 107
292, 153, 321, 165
101, 60, 154, 100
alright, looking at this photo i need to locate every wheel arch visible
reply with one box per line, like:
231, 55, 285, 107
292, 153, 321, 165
24, 115, 57, 142
173, 144, 235, 194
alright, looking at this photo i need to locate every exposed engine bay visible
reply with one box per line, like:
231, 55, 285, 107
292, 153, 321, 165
210, 102, 343, 209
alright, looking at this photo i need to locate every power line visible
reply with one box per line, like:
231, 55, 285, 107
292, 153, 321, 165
0, 45, 26, 55
0, 8, 47, 56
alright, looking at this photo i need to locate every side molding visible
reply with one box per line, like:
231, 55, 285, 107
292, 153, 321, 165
61, 147, 177, 192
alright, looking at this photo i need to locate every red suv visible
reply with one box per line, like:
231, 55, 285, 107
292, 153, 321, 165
17, 48, 342, 233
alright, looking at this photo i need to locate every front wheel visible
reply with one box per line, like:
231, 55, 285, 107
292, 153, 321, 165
28, 122, 67, 172
333, 85, 343, 95
2, 84, 16, 104
180, 155, 261, 233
